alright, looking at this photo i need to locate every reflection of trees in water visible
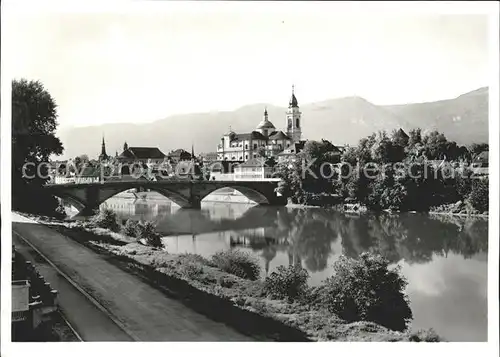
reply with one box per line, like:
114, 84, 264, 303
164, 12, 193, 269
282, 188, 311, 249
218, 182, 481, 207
234, 208, 341, 273
339, 213, 488, 265
231, 208, 488, 273
115, 198, 488, 272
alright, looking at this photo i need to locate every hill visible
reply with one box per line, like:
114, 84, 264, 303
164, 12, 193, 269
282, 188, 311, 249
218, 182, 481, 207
383, 87, 489, 145
57, 87, 488, 159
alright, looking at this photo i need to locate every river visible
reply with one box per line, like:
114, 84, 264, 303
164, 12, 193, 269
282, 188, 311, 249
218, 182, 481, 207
90, 191, 488, 342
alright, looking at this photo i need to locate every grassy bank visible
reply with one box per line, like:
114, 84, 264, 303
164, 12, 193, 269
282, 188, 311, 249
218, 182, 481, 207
23, 213, 441, 342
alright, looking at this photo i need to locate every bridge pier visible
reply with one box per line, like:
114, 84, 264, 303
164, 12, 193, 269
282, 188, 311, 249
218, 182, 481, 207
77, 205, 101, 217
187, 200, 201, 209
266, 195, 287, 206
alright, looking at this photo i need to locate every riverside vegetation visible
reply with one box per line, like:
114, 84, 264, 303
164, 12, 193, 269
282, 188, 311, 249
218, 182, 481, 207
26, 208, 441, 342
275, 129, 488, 214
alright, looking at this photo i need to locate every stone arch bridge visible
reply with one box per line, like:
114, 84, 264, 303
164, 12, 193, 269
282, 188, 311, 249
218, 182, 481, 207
44, 180, 286, 216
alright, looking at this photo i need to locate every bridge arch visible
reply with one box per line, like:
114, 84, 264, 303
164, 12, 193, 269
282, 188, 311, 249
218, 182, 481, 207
48, 184, 193, 216
95, 186, 192, 209
199, 185, 271, 205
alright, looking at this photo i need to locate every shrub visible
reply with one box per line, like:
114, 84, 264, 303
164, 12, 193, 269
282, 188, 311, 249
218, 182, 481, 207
409, 328, 441, 342
317, 252, 412, 332
179, 253, 212, 266
91, 208, 120, 232
138, 221, 163, 248
468, 177, 488, 212
263, 265, 309, 302
180, 263, 204, 280
122, 219, 140, 237
211, 250, 261, 281
217, 275, 235, 288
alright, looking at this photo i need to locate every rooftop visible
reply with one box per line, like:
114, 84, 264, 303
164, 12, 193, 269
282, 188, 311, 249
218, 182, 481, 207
269, 131, 291, 141
118, 147, 167, 160
231, 131, 268, 141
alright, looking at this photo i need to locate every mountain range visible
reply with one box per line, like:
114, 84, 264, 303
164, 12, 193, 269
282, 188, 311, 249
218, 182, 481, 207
57, 87, 489, 159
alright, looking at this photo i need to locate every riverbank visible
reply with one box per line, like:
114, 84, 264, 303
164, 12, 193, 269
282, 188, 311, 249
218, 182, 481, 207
286, 201, 488, 218
19, 212, 441, 342
429, 201, 489, 218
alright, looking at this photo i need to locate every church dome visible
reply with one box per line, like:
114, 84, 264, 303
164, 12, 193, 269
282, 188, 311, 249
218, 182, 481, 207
256, 119, 275, 130
256, 107, 275, 130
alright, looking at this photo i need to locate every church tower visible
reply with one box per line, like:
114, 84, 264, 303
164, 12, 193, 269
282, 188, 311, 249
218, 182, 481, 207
285, 85, 302, 142
99, 136, 109, 161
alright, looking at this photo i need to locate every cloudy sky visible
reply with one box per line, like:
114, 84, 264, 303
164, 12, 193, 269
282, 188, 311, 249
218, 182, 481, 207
4, 2, 492, 129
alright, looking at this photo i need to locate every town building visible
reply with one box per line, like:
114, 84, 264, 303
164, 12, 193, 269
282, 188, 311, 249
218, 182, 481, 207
277, 141, 307, 163
208, 160, 244, 181
113, 142, 168, 178
117, 143, 168, 165
199, 152, 218, 164
233, 158, 277, 181
217, 86, 302, 161
471, 150, 489, 176
168, 148, 193, 163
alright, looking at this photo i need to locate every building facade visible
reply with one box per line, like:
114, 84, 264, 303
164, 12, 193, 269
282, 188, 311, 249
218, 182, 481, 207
217, 86, 303, 161
168, 148, 193, 163
234, 158, 277, 181
117, 144, 168, 165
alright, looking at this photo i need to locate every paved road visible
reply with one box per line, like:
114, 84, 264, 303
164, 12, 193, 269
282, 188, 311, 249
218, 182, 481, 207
12, 213, 252, 341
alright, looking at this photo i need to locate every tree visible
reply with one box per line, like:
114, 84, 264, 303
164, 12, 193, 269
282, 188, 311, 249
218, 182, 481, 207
422, 131, 448, 160
468, 177, 488, 213
318, 253, 413, 331
468, 143, 488, 157
391, 129, 409, 148
256, 146, 267, 158
355, 134, 376, 164
12, 79, 65, 217
371, 131, 394, 163
78, 154, 90, 163
407, 128, 422, 148
274, 160, 306, 204
341, 147, 357, 166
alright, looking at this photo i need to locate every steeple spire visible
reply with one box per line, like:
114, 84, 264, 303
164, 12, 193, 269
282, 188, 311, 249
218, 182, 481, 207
191, 143, 195, 160
289, 84, 298, 108
101, 136, 106, 155
99, 135, 108, 161
264, 107, 268, 120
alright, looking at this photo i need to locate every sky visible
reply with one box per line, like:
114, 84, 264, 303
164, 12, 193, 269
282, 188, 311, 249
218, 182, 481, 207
4, 2, 492, 129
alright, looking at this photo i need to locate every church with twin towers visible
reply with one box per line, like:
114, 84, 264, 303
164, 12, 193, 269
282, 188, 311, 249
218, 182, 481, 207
216, 86, 304, 162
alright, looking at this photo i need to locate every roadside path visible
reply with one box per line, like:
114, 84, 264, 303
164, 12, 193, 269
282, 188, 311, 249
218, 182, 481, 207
12, 212, 251, 341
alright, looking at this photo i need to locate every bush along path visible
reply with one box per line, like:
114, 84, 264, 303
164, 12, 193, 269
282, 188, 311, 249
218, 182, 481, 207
25, 209, 441, 342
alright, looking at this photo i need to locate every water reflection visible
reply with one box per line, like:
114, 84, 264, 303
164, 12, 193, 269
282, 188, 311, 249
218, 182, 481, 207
102, 195, 488, 341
